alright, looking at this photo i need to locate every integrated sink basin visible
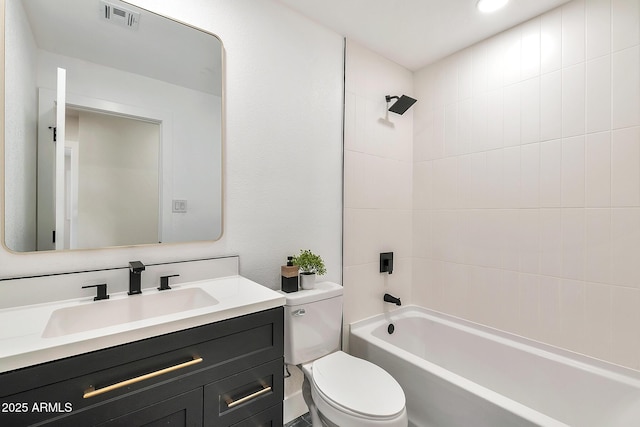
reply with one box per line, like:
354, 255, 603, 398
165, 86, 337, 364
42, 288, 219, 338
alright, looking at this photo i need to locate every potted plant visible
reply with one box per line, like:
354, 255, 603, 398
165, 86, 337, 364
292, 249, 326, 289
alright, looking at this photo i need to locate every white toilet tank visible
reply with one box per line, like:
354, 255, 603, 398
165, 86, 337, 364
282, 282, 343, 365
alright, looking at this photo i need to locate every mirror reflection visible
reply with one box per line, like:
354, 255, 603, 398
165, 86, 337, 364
4, 0, 223, 252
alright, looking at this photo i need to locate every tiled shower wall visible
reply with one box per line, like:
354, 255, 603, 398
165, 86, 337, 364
413, 0, 640, 369
343, 40, 414, 346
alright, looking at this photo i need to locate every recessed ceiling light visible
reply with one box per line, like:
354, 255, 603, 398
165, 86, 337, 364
476, 0, 509, 13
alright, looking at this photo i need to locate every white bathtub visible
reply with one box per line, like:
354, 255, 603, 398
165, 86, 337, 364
349, 306, 640, 427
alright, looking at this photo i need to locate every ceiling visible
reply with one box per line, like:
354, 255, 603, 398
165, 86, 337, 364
274, 0, 571, 70
21, 0, 222, 95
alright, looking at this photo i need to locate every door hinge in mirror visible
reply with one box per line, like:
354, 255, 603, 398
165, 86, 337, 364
48, 126, 57, 142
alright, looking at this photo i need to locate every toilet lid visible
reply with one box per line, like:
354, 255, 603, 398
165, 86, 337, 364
312, 351, 405, 418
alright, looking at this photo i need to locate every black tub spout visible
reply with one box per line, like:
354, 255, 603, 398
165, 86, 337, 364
384, 293, 401, 306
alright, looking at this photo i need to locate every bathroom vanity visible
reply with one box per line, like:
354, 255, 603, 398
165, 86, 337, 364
0, 276, 285, 426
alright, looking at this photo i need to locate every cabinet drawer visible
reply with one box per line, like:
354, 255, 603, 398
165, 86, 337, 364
204, 358, 283, 427
230, 404, 282, 427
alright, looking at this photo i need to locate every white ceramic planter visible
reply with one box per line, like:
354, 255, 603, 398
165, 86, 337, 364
300, 273, 316, 290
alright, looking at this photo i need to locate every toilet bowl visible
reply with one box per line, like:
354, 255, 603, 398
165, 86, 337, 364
302, 351, 407, 427
282, 282, 407, 427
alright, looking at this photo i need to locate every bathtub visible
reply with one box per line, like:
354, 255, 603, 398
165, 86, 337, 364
349, 306, 640, 427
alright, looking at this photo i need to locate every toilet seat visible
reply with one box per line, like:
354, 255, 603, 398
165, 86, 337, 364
310, 351, 406, 420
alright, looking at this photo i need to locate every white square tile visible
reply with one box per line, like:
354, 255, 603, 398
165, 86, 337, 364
521, 18, 541, 80
559, 279, 587, 353
611, 208, 640, 287
472, 42, 488, 96
541, 8, 563, 73
612, 0, 640, 52
584, 282, 611, 361
432, 157, 458, 209
518, 273, 541, 340
585, 132, 611, 207
611, 127, 640, 206
413, 114, 433, 162
413, 160, 433, 210
561, 136, 585, 207
585, 209, 612, 284
540, 139, 563, 207
562, 208, 586, 280
487, 88, 504, 150
441, 262, 470, 318
458, 48, 473, 101
538, 275, 562, 345
432, 211, 461, 263
430, 107, 446, 159
612, 46, 640, 129
503, 84, 521, 147
562, 63, 586, 138
541, 71, 562, 141
378, 209, 413, 260
586, 56, 612, 133
471, 93, 489, 152
540, 209, 563, 277
502, 209, 521, 270
503, 147, 521, 208
610, 287, 640, 369
413, 210, 432, 259
486, 149, 506, 208
520, 143, 540, 208
458, 99, 473, 155
445, 103, 459, 156
586, 0, 611, 60
519, 209, 540, 274
503, 27, 522, 86
487, 33, 505, 90
343, 208, 377, 266
561, 0, 586, 67
457, 154, 474, 209
471, 152, 489, 209
521, 77, 541, 145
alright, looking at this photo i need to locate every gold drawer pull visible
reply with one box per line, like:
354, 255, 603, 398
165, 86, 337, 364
225, 385, 272, 408
83, 357, 203, 399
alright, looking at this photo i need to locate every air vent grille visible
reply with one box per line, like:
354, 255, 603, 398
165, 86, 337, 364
101, 1, 140, 30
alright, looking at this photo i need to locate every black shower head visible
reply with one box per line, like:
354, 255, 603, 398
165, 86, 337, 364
385, 95, 417, 115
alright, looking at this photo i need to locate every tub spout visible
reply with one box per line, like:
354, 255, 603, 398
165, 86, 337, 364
384, 293, 401, 306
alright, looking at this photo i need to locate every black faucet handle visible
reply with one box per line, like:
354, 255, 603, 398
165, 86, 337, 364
158, 274, 179, 291
82, 283, 109, 301
129, 260, 145, 273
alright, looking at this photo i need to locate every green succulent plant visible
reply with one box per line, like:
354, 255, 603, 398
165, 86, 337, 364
291, 249, 327, 275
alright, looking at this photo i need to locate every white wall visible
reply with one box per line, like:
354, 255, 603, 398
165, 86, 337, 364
342, 40, 414, 347
413, 0, 640, 370
1, 0, 344, 305
4, 0, 37, 251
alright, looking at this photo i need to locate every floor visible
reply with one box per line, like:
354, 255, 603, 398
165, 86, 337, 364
284, 412, 311, 427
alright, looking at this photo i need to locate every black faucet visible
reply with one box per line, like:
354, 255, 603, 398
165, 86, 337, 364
384, 293, 401, 306
128, 261, 145, 295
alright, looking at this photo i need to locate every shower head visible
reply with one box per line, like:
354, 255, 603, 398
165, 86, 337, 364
385, 95, 417, 115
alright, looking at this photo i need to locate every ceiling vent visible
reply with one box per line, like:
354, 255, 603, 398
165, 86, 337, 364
101, 1, 140, 30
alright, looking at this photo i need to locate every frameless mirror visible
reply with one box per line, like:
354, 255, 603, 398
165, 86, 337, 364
3, 0, 223, 252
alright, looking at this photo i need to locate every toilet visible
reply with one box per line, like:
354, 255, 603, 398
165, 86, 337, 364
282, 282, 408, 427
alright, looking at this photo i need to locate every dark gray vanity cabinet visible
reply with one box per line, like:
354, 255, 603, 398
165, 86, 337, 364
0, 307, 284, 427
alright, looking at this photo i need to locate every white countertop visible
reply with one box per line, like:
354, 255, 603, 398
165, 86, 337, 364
0, 275, 285, 373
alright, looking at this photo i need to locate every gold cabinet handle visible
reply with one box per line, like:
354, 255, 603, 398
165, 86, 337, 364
225, 385, 272, 408
83, 357, 203, 399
